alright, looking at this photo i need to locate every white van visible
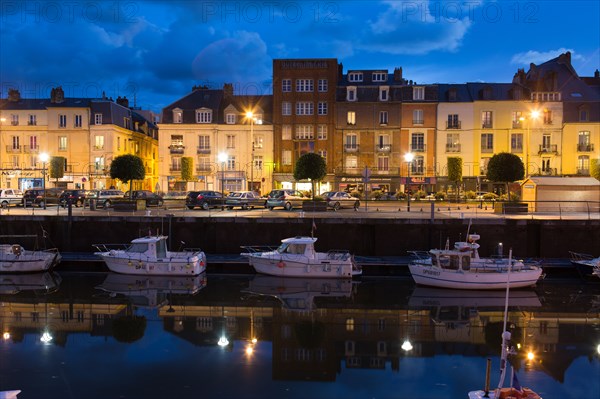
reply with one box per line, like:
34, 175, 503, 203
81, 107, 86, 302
0, 188, 24, 208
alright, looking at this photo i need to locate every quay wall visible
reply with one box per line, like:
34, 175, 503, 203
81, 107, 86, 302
0, 216, 598, 258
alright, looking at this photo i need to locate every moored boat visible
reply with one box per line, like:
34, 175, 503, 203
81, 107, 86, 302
568, 251, 600, 279
0, 241, 61, 274
241, 236, 361, 278
94, 235, 206, 276
408, 234, 543, 290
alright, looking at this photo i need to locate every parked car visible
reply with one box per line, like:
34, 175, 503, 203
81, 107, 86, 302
59, 189, 90, 207
124, 190, 164, 207
162, 191, 187, 200
0, 188, 23, 208
225, 191, 266, 210
22, 188, 64, 208
265, 189, 307, 211
94, 189, 125, 208
322, 191, 360, 210
185, 190, 224, 210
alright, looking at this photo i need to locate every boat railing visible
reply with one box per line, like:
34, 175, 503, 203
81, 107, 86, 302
407, 250, 431, 260
569, 251, 595, 262
93, 243, 130, 252
326, 250, 352, 261
240, 245, 279, 255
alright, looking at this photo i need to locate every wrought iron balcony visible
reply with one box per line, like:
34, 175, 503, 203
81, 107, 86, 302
344, 144, 359, 153
6, 146, 21, 153
577, 143, 594, 152
538, 144, 558, 154
445, 144, 461, 153
196, 165, 213, 172
169, 166, 182, 172
410, 144, 426, 152
482, 122, 493, 129
168, 145, 185, 154
23, 145, 39, 153
510, 145, 523, 153
512, 120, 522, 129
197, 146, 211, 154
375, 145, 391, 153
541, 168, 557, 176
481, 147, 494, 153
446, 121, 461, 129
576, 168, 590, 175
412, 119, 424, 125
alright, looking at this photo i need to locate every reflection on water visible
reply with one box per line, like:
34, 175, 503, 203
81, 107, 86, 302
1, 272, 599, 399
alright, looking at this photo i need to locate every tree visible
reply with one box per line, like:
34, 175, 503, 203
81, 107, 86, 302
293, 153, 327, 200
110, 154, 145, 197
591, 158, 600, 181
181, 157, 194, 185
447, 157, 463, 201
49, 156, 65, 187
486, 152, 525, 200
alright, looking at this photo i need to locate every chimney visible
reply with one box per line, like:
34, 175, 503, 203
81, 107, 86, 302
116, 96, 129, 108
338, 62, 343, 79
223, 83, 234, 97
7, 88, 20, 102
594, 69, 599, 78
51, 86, 64, 103
393, 67, 403, 82
558, 51, 571, 65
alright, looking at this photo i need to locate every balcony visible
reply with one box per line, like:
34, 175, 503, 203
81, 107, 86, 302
446, 121, 461, 129
197, 146, 211, 154
410, 144, 426, 152
445, 144, 461, 153
541, 168, 557, 176
375, 145, 391, 153
27, 121, 37, 126
23, 145, 39, 153
510, 146, 523, 153
11, 121, 18, 126
512, 120, 522, 129
6, 146, 21, 153
168, 145, 185, 154
344, 144, 359, 153
482, 122, 493, 129
196, 165, 213, 172
481, 147, 494, 153
169, 166, 182, 172
577, 143, 594, 152
538, 144, 558, 154
94, 145, 104, 150
412, 119, 424, 125
334, 166, 400, 175
576, 168, 590, 175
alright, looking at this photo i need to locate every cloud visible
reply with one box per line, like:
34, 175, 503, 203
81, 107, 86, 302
510, 48, 585, 65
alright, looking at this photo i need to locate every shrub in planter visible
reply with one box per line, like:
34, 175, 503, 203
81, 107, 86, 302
464, 190, 477, 200
482, 192, 499, 201
396, 191, 407, 200
414, 190, 427, 200
350, 190, 363, 200
434, 191, 447, 201
370, 190, 384, 200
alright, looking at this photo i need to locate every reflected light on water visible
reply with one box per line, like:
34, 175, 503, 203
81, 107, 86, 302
527, 351, 535, 361
3, 332, 10, 340
40, 331, 52, 343
401, 339, 413, 351
597, 344, 600, 355
217, 336, 229, 347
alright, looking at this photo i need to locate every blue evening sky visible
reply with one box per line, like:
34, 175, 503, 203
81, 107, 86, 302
1, 0, 598, 113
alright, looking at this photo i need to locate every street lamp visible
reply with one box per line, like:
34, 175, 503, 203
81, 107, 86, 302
39, 152, 49, 210
404, 152, 414, 212
218, 152, 227, 210
246, 111, 255, 192
520, 110, 539, 177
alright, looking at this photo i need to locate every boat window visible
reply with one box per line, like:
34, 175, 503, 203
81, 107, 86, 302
450, 256, 459, 269
285, 244, 306, 254
156, 239, 167, 258
438, 255, 451, 268
127, 242, 149, 253
462, 256, 470, 270
276, 243, 289, 253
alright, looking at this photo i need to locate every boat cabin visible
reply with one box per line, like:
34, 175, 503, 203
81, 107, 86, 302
431, 250, 471, 271
276, 237, 317, 258
126, 236, 168, 259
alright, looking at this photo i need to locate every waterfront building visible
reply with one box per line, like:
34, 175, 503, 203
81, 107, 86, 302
158, 84, 273, 195
0, 87, 158, 192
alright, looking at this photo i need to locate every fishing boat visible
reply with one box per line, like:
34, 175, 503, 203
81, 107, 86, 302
241, 236, 361, 278
94, 235, 206, 276
243, 275, 354, 311
0, 272, 62, 295
468, 250, 543, 399
408, 233, 543, 290
568, 251, 600, 279
0, 234, 61, 273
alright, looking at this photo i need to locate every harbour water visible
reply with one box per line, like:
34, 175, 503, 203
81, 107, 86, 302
1, 271, 599, 399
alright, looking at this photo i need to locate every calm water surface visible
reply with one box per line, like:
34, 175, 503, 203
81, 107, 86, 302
1, 272, 599, 399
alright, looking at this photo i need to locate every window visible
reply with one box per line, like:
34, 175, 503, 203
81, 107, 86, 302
198, 135, 210, 152
413, 109, 423, 124
347, 111, 356, 125
412, 155, 424, 174
447, 114, 460, 129
226, 156, 236, 170
282, 102, 291, 116
94, 113, 102, 125
11, 136, 19, 150
29, 135, 38, 151
253, 155, 263, 170
117, 137, 121, 151
318, 79, 328, 92
171, 156, 182, 171
446, 133, 460, 152
94, 135, 104, 150
578, 131, 591, 151
541, 159, 551, 173
372, 72, 387, 82
282, 79, 291, 92
411, 133, 424, 152
75, 114, 82, 127
377, 134, 390, 151
295, 125, 314, 140
226, 134, 235, 149
317, 125, 327, 140
295, 79, 313, 92
196, 109, 212, 123
317, 101, 328, 115
347, 87, 357, 101
481, 133, 494, 152
318, 149, 327, 160
58, 136, 68, 151
197, 156, 211, 171
413, 86, 424, 100
379, 87, 388, 101
345, 133, 357, 151
577, 155, 590, 174
345, 155, 358, 169
348, 72, 363, 82
254, 135, 264, 149
296, 102, 314, 115
94, 156, 105, 171
10, 114, 18, 125
512, 111, 523, 128
225, 114, 236, 124
173, 109, 183, 123
59, 114, 67, 128
28, 114, 36, 125
448, 88, 457, 101
282, 125, 292, 140
282, 150, 292, 165
379, 111, 388, 125
377, 156, 389, 171
579, 107, 589, 122
511, 133, 523, 152
543, 109, 552, 124
542, 134, 551, 151
11, 155, 18, 167
481, 111, 493, 128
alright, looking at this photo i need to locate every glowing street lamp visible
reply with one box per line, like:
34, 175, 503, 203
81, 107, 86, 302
218, 152, 228, 210
39, 152, 50, 210
519, 110, 540, 176
404, 152, 414, 212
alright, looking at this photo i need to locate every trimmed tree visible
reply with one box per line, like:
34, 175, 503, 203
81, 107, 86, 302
447, 157, 463, 201
591, 158, 600, 181
49, 156, 65, 187
486, 152, 525, 200
293, 153, 327, 200
110, 154, 145, 198
181, 157, 194, 187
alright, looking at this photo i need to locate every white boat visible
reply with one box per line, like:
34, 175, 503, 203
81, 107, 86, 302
244, 275, 354, 311
96, 273, 206, 308
0, 391, 21, 399
408, 234, 543, 290
94, 235, 206, 276
0, 242, 61, 273
241, 236, 361, 278
568, 251, 600, 279
468, 250, 543, 399
0, 272, 62, 295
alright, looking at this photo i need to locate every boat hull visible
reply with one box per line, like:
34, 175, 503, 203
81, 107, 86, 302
247, 256, 359, 278
408, 264, 543, 290
0, 250, 60, 273
96, 252, 206, 276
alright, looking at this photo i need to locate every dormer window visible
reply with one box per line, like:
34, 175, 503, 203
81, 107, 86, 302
348, 72, 363, 82
413, 87, 424, 100
173, 109, 183, 123
347, 87, 357, 101
372, 72, 387, 82
448, 88, 457, 101
379, 86, 389, 101
226, 114, 236, 124
196, 108, 212, 123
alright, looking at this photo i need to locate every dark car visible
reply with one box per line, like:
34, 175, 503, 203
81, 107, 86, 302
22, 188, 64, 208
225, 191, 266, 210
322, 191, 360, 210
124, 190, 164, 207
93, 189, 125, 208
185, 190, 224, 210
59, 189, 90, 207
265, 189, 307, 211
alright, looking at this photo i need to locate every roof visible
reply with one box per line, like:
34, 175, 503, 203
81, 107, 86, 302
521, 177, 600, 187
281, 236, 318, 245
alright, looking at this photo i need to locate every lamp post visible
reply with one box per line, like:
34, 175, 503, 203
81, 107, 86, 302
39, 152, 49, 210
0, 117, 5, 187
218, 152, 227, 210
246, 111, 255, 192
520, 110, 539, 177
404, 152, 414, 212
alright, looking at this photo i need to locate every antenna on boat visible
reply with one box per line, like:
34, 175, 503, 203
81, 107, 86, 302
496, 248, 513, 395
466, 219, 472, 239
